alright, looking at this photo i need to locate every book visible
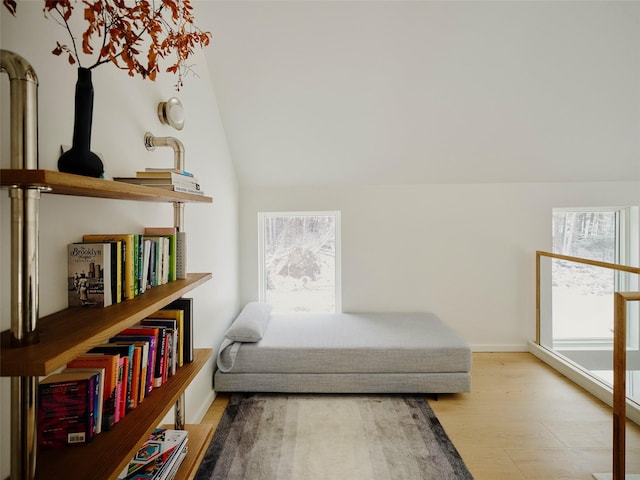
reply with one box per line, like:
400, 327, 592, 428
110, 342, 142, 410
119, 327, 162, 390
143, 167, 195, 177
112, 176, 201, 192
67, 354, 119, 430
89, 344, 134, 414
164, 298, 194, 363
145, 238, 158, 288
117, 428, 189, 480
38, 371, 100, 448
134, 170, 198, 182
127, 341, 150, 404
144, 309, 184, 368
151, 184, 205, 196
67, 242, 112, 308
96, 240, 122, 304
144, 227, 177, 282
141, 238, 152, 293
143, 236, 170, 286
82, 234, 137, 300
112, 334, 155, 397
110, 240, 123, 304
141, 318, 178, 376
62, 367, 105, 434
154, 326, 170, 385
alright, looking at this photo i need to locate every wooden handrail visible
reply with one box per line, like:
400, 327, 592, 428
536, 250, 640, 275
536, 251, 640, 480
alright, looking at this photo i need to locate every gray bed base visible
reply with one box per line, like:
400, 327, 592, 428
214, 372, 471, 393
214, 311, 472, 394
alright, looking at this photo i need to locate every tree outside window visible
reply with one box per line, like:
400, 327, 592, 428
259, 212, 341, 313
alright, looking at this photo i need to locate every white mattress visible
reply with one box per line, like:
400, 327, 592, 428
217, 312, 472, 375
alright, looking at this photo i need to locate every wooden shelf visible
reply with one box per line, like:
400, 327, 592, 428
35, 349, 213, 480
0, 169, 213, 203
0, 273, 212, 377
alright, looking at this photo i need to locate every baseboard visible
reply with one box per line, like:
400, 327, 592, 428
592, 474, 640, 479
471, 344, 529, 352
193, 389, 217, 424
529, 341, 640, 425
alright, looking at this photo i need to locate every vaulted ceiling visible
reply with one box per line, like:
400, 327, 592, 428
196, 1, 640, 187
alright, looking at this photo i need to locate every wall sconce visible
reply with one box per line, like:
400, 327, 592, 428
157, 97, 185, 130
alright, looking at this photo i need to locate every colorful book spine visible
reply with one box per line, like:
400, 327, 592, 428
145, 310, 183, 368
89, 344, 134, 414
143, 319, 177, 377
67, 354, 119, 430
117, 328, 159, 394
144, 227, 177, 282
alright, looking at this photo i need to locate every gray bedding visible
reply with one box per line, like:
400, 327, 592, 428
215, 311, 472, 393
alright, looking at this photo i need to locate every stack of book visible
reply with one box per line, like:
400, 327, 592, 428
66, 227, 187, 308
113, 169, 204, 196
117, 428, 189, 480
37, 299, 195, 448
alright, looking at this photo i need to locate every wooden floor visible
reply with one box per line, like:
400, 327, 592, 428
201, 352, 640, 479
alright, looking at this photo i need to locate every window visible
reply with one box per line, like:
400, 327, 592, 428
551, 207, 638, 348
258, 212, 341, 313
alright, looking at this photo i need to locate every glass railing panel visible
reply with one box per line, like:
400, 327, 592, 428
538, 252, 640, 405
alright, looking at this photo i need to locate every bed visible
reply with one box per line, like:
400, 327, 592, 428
214, 303, 472, 393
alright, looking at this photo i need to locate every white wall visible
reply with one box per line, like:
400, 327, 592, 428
0, 4, 238, 477
240, 182, 640, 350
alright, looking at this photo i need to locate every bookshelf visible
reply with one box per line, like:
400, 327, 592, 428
0, 169, 214, 480
0, 169, 213, 203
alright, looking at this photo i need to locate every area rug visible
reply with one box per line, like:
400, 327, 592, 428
195, 393, 473, 480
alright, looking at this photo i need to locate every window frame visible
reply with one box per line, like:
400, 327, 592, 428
257, 211, 342, 313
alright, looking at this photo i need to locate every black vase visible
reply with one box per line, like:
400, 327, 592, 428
58, 67, 104, 178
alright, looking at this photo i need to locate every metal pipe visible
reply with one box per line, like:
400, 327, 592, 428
2, 49, 41, 480
9, 188, 40, 346
173, 200, 185, 429
11, 377, 38, 480
142, 132, 188, 428
1, 49, 39, 170
2, 49, 41, 347
144, 132, 185, 171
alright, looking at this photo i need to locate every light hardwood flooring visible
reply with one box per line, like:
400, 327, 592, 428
201, 352, 640, 479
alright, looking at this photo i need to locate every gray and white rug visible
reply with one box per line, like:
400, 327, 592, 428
196, 393, 473, 480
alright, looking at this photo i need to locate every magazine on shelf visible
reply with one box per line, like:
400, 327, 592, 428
117, 428, 189, 480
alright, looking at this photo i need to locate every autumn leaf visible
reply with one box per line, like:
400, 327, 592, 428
4, 0, 212, 91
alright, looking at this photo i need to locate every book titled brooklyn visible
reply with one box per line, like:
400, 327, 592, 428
67, 243, 113, 308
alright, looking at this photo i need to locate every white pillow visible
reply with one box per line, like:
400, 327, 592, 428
224, 302, 272, 342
